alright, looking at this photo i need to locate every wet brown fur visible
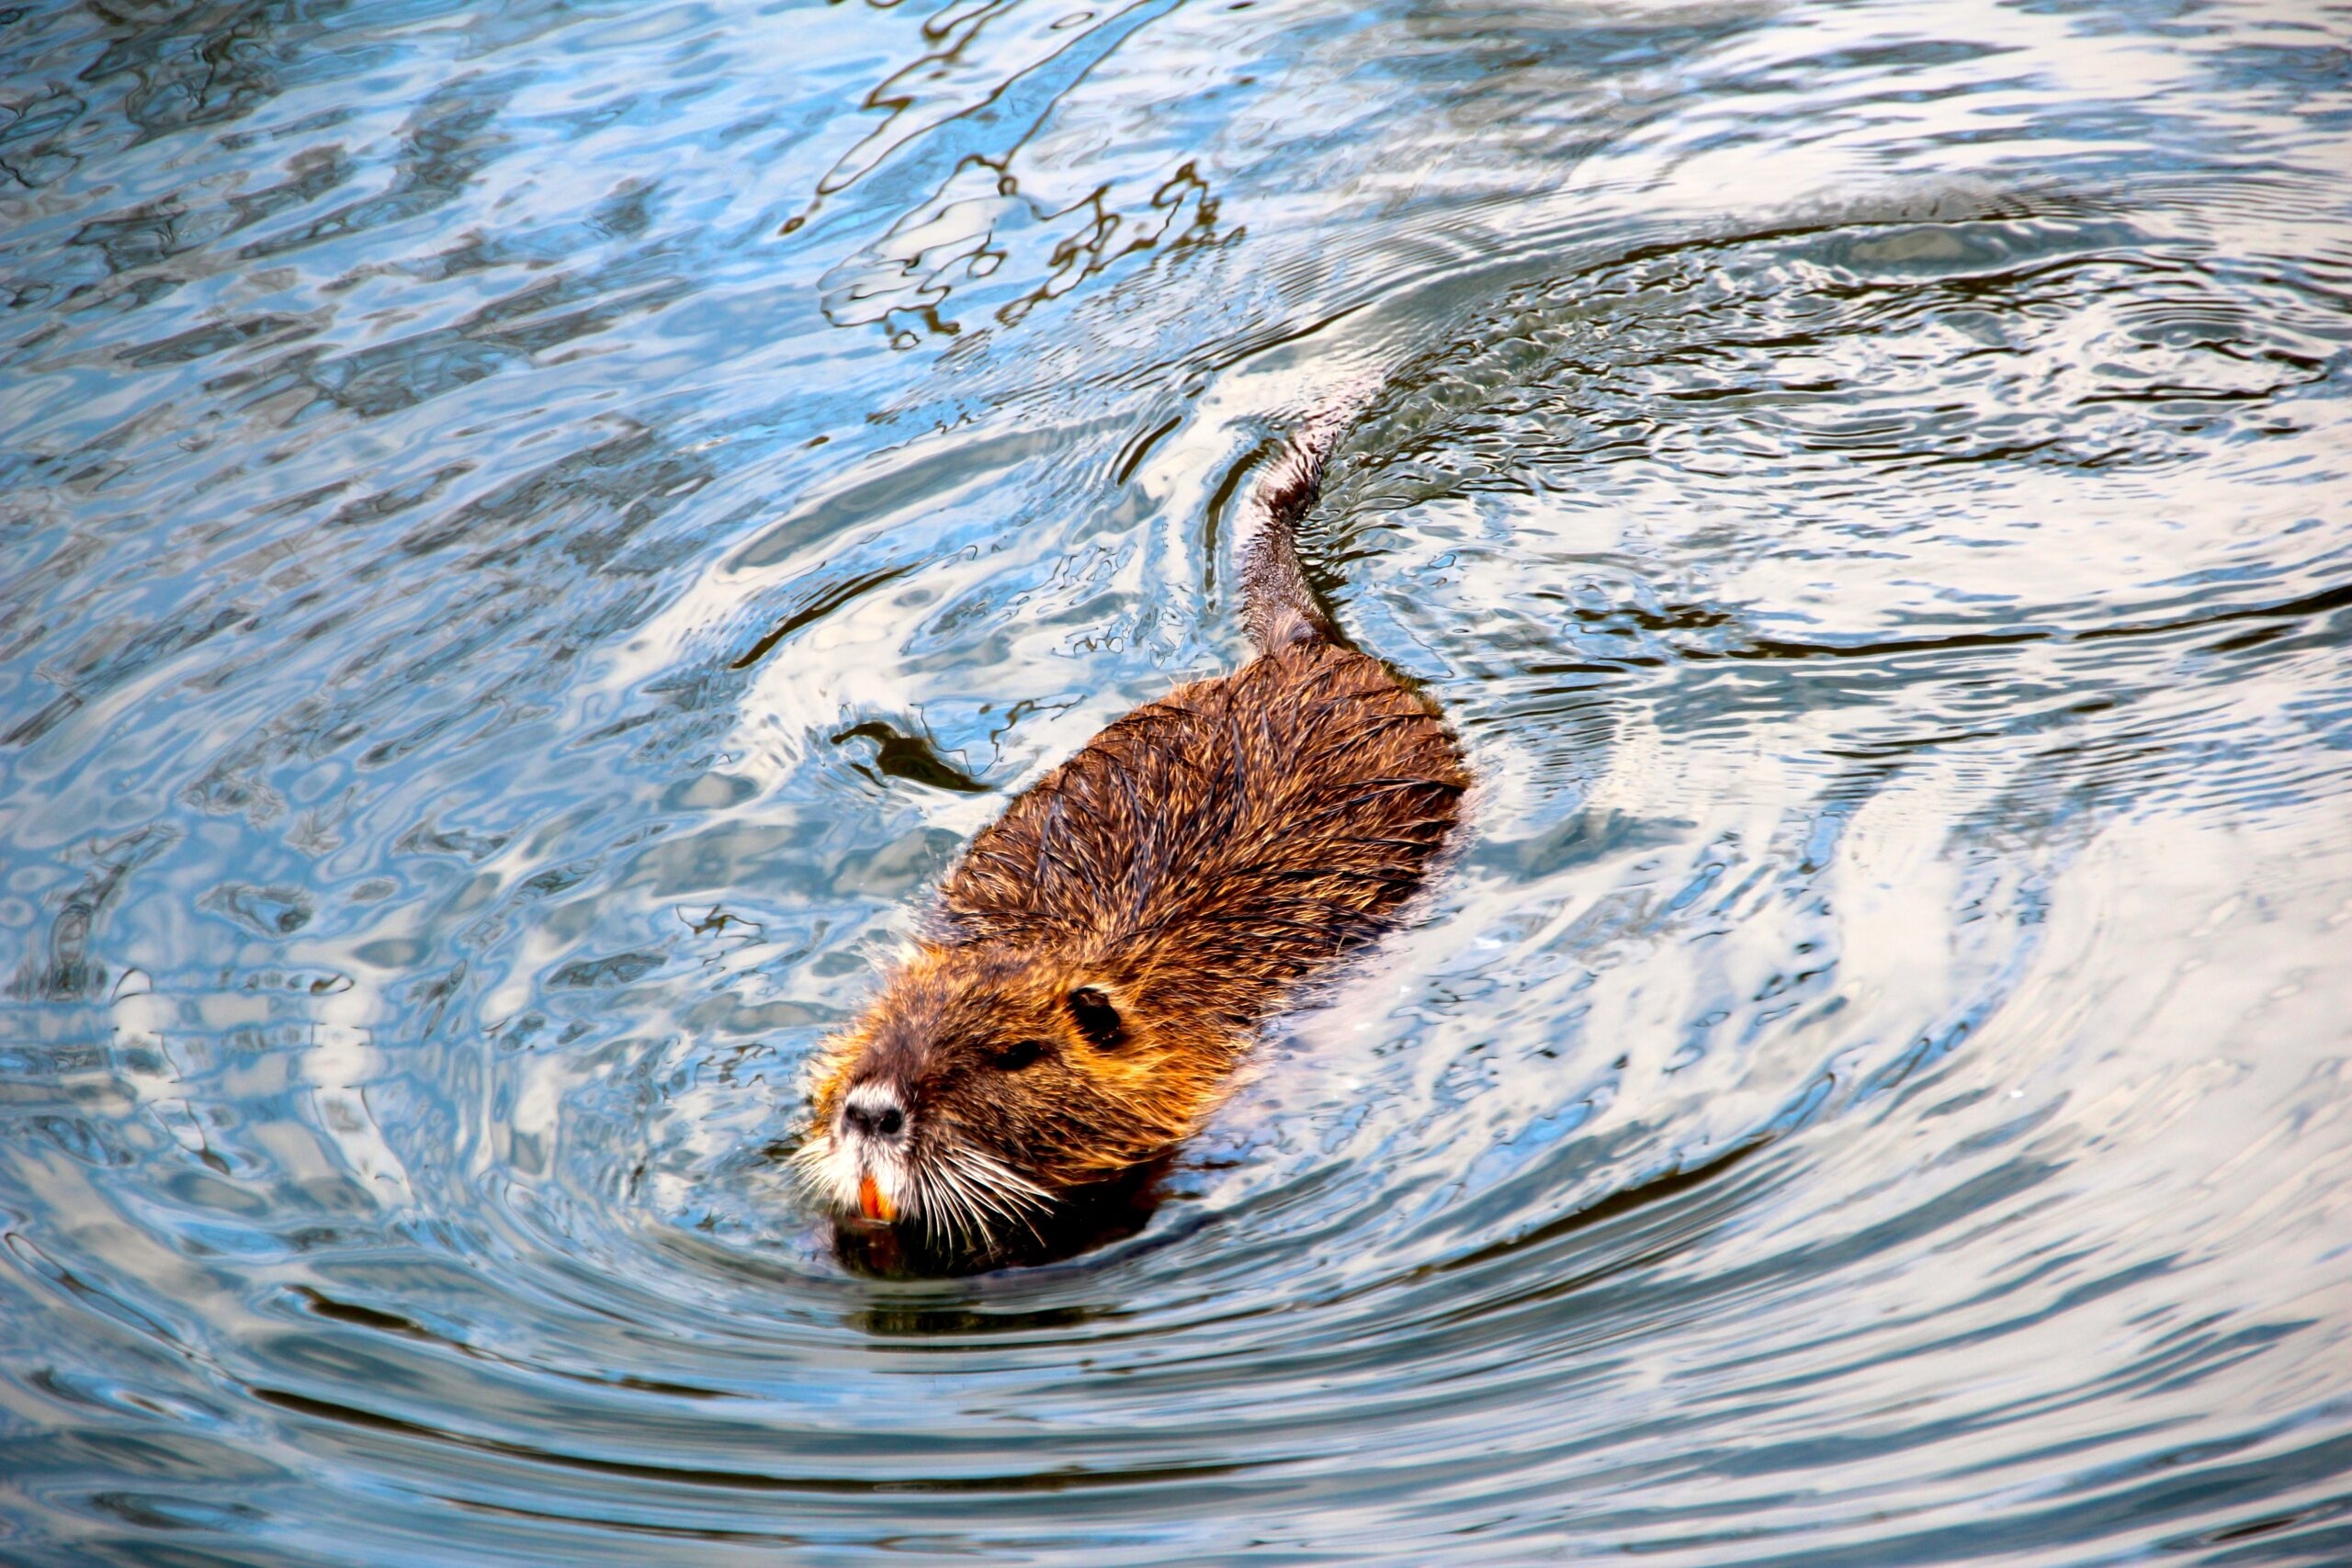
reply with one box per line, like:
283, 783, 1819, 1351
802, 406, 1466, 1245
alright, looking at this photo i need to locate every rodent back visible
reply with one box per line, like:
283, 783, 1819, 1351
939, 639, 1465, 1034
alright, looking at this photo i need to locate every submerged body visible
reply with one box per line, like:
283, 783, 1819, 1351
801, 414, 1465, 1250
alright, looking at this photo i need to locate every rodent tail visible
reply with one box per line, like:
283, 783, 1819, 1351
1236, 394, 1365, 653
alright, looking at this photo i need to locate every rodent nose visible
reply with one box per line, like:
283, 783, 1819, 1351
842, 1100, 904, 1139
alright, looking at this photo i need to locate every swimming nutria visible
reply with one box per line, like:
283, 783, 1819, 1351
798, 404, 1466, 1252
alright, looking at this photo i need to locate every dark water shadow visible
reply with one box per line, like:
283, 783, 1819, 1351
830, 1156, 1176, 1290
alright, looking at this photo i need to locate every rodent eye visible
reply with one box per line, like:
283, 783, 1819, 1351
990, 1039, 1048, 1072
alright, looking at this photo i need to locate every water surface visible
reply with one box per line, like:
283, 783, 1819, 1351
3, 0, 2350, 1562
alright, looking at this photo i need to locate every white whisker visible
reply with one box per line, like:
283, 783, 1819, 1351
912, 1160, 972, 1249
941, 1146, 1052, 1243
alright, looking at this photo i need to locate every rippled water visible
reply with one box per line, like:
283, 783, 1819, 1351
4, 0, 2350, 1562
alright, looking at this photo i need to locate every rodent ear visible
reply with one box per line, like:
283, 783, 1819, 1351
1065, 985, 1125, 1052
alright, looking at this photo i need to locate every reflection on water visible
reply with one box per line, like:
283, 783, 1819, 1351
3, 0, 2350, 1562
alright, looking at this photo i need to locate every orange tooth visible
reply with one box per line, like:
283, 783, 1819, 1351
858, 1172, 894, 1223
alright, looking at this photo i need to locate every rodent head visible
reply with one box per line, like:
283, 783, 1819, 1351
797, 942, 1228, 1249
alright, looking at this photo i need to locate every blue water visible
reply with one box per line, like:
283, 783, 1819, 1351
4, 1, 2350, 1562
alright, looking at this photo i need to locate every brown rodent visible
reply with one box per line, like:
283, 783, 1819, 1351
797, 404, 1466, 1253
